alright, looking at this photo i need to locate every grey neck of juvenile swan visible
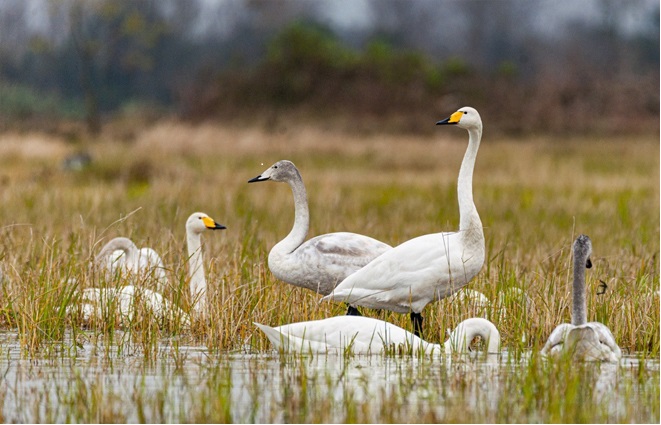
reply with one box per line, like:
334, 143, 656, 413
458, 126, 483, 243
187, 231, 207, 312
571, 245, 588, 326
279, 169, 310, 254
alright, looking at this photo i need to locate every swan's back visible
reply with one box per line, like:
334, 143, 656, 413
256, 316, 435, 355
541, 323, 621, 362
98, 237, 168, 291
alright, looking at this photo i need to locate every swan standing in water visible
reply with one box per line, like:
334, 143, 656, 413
248, 160, 392, 314
255, 316, 500, 355
323, 107, 485, 337
97, 237, 168, 292
541, 235, 621, 362
76, 212, 225, 325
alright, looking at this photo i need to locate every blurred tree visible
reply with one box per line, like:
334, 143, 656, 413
0, 0, 29, 76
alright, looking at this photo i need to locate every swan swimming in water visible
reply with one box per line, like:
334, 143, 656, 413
248, 160, 392, 314
322, 107, 486, 337
541, 235, 621, 362
75, 212, 226, 326
255, 316, 500, 356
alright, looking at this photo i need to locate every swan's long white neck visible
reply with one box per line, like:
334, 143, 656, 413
572, 250, 588, 326
458, 126, 483, 244
187, 230, 207, 312
276, 170, 310, 254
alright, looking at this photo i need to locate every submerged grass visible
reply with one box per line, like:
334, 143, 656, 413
0, 123, 658, 422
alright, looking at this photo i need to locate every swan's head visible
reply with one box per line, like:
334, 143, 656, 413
436, 106, 482, 131
186, 212, 226, 235
248, 160, 301, 184
573, 234, 592, 269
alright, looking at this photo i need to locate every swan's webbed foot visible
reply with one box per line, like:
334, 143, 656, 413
411, 312, 423, 338
346, 305, 362, 316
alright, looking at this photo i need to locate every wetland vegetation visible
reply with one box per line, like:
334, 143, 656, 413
0, 123, 658, 422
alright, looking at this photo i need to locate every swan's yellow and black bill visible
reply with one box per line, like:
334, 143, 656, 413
436, 110, 464, 125
203, 216, 226, 230
248, 174, 269, 183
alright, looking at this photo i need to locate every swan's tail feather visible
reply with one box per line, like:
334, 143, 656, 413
254, 322, 288, 349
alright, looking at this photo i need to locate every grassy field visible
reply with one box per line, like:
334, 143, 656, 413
0, 121, 658, 357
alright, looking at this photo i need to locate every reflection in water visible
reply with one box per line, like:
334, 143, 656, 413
0, 333, 658, 423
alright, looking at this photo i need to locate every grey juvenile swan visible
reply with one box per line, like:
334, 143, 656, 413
322, 107, 486, 337
248, 160, 392, 315
541, 234, 622, 362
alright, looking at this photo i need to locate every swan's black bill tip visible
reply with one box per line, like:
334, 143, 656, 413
436, 117, 455, 125
586, 258, 592, 269
248, 176, 268, 183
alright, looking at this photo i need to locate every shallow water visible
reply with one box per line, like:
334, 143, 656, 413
0, 332, 659, 423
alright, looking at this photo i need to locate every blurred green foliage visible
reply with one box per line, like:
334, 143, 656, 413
205, 22, 457, 123
0, 83, 84, 120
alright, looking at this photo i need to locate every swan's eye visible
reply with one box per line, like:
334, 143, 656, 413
274, 166, 278, 169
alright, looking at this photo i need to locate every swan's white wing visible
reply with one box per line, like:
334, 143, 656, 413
274, 232, 392, 295
541, 323, 621, 362
256, 316, 433, 354
137, 247, 168, 288
123, 286, 190, 326
586, 322, 622, 361
104, 250, 128, 273
541, 323, 573, 356
324, 232, 480, 313
303, 232, 392, 269
255, 322, 334, 353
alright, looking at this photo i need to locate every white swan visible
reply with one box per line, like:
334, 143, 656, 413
255, 316, 500, 356
75, 212, 225, 326
541, 235, 622, 362
248, 160, 392, 313
322, 107, 485, 336
97, 237, 168, 292
184, 212, 226, 314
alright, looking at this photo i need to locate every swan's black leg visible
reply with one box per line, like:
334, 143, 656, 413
411, 312, 423, 338
346, 305, 362, 316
